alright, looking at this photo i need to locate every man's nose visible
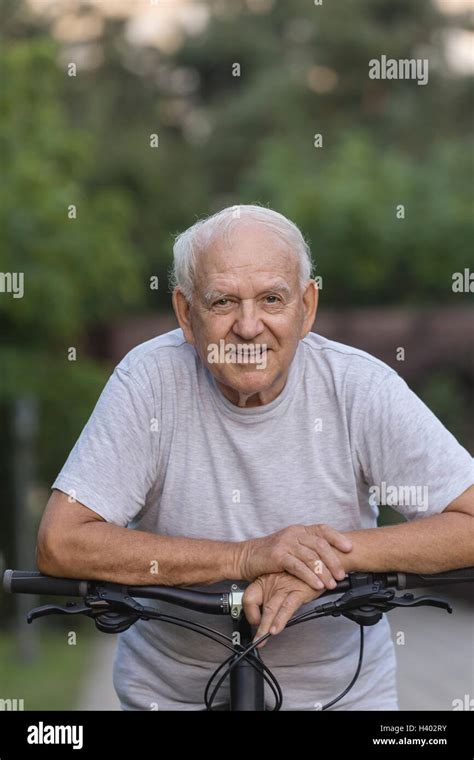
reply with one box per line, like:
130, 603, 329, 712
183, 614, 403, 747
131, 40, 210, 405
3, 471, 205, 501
232, 300, 264, 340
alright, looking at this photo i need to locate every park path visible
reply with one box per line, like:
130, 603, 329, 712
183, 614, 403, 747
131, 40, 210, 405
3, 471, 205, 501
389, 594, 473, 710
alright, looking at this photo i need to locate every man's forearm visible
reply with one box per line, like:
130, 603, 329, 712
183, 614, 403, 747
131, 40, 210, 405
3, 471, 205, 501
38, 520, 242, 587
339, 512, 474, 575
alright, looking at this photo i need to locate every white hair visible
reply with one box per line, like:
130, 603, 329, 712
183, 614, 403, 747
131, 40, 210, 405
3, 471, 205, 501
169, 204, 314, 302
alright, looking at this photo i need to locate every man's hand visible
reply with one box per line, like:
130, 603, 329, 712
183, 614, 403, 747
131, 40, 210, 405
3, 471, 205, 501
236, 523, 352, 591
243, 571, 324, 648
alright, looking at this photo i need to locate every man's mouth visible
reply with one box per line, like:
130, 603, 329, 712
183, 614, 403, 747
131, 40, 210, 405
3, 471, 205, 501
206, 340, 270, 369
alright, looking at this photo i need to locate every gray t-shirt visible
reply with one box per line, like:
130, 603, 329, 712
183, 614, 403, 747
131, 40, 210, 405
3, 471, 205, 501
52, 329, 474, 711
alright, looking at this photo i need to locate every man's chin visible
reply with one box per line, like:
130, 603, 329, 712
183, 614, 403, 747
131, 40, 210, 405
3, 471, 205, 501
219, 368, 275, 395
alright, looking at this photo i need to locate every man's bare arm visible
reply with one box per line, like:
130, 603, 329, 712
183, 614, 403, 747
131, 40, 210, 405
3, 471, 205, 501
338, 485, 474, 575
36, 491, 242, 586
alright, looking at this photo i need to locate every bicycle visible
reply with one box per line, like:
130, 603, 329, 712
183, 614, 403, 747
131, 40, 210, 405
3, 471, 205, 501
3, 567, 474, 711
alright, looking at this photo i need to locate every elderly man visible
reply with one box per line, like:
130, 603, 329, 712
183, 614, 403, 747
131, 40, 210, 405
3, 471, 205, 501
37, 205, 474, 711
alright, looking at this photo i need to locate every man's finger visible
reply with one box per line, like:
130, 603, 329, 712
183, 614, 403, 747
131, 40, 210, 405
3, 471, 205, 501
282, 555, 325, 590
312, 542, 346, 583
243, 582, 263, 626
254, 591, 287, 647
300, 536, 347, 582
268, 591, 307, 636
294, 544, 337, 588
317, 525, 353, 553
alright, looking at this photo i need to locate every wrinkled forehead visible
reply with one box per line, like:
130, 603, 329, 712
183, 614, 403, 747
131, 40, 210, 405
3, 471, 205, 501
194, 219, 300, 284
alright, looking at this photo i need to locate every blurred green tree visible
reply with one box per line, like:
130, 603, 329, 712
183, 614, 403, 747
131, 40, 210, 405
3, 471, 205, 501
0, 36, 145, 575
238, 132, 474, 305
18, 0, 468, 310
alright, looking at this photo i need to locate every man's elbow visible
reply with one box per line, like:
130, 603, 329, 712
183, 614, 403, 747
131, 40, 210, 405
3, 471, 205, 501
36, 526, 65, 576
36, 490, 103, 577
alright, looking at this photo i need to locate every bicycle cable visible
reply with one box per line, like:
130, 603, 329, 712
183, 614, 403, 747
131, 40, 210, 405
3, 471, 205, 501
321, 625, 364, 710
284, 608, 366, 709
123, 604, 283, 710
205, 635, 282, 711
204, 620, 364, 711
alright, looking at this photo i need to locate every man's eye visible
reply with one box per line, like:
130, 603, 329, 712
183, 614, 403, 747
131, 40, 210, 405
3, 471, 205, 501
265, 295, 281, 304
215, 298, 230, 306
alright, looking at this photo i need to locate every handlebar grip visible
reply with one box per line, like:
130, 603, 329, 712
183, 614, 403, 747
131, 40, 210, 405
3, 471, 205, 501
398, 566, 474, 590
3, 570, 89, 597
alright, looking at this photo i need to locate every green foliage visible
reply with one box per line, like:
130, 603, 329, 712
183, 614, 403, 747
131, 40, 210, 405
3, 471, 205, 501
238, 132, 474, 305
14, 0, 467, 313
0, 38, 143, 345
0, 36, 146, 480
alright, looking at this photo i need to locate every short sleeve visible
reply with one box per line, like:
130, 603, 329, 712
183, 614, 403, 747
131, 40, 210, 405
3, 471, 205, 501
52, 366, 159, 527
355, 372, 474, 520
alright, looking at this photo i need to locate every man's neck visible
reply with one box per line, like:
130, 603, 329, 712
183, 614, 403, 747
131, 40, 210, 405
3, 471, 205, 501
216, 372, 289, 408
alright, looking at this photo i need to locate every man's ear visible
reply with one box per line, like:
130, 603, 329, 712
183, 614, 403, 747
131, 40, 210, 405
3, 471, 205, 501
300, 280, 318, 339
172, 288, 195, 346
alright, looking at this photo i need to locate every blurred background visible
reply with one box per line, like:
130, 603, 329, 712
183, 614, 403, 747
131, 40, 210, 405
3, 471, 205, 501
0, 0, 472, 711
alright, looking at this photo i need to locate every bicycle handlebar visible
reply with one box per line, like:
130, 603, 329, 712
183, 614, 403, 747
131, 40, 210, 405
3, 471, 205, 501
397, 567, 474, 589
4, 567, 474, 615
3, 570, 89, 597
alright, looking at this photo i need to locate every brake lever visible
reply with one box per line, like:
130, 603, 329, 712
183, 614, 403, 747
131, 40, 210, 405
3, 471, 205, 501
26, 585, 148, 633
27, 601, 94, 623
311, 584, 453, 628
317, 583, 392, 615
382, 593, 452, 613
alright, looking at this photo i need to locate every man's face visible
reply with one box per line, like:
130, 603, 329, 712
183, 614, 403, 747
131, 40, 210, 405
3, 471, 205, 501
173, 220, 317, 407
